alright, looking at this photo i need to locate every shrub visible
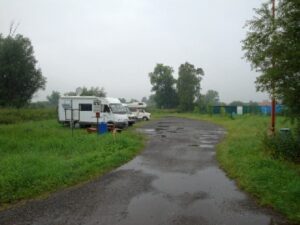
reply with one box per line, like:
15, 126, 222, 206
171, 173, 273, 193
263, 130, 300, 163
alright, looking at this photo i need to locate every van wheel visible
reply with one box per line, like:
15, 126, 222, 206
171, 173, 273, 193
143, 117, 148, 121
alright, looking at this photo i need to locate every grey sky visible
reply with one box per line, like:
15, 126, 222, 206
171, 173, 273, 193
0, 0, 269, 103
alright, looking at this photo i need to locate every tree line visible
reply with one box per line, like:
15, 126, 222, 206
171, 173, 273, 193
148, 62, 221, 112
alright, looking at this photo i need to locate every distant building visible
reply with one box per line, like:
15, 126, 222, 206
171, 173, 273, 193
258, 100, 283, 115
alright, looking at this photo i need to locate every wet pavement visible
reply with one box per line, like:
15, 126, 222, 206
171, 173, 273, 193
0, 117, 289, 225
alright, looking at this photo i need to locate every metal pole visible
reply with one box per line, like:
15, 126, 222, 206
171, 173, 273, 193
271, 0, 276, 134
97, 116, 99, 134
71, 100, 74, 137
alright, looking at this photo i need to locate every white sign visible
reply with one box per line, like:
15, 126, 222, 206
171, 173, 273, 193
93, 100, 101, 112
237, 106, 243, 115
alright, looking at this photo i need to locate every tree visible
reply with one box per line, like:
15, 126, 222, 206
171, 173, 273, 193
196, 90, 219, 113
0, 33, 46, 107
242, 0, 300, 134
47, 91, 61, 106
204, 90, 220, 106
64, 91, 76, 96
229, 101, 244, 106
81, 86, 106, 97
64, 86, 106, 97
129, 98, 138, 103
119, 98, 126, 103
177, 62, 204, 111
149, 64, 178, 108
147, 94, 156, 108
141, 96, 148, 103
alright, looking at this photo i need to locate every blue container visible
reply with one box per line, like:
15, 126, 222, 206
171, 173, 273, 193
98, 122, 108, 134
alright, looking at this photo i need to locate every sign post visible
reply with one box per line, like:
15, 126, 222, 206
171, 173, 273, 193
94, 99, 101, 135
96, 112, 100, 134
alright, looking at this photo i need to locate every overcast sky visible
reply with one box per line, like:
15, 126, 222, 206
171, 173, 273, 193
0, 0, 270, 103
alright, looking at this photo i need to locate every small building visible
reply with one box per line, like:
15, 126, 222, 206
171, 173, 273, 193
258, 101, 283, 115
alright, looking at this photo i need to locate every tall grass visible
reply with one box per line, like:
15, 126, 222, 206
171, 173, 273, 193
0, 108, 56, 124
0, 120, 144, 206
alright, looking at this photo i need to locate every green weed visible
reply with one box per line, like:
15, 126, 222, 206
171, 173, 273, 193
0, 120, 144, 206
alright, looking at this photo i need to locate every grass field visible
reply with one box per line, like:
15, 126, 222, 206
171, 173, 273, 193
0, 108, 56, 124
0, 120, 144, 207
159, 113, 300, 223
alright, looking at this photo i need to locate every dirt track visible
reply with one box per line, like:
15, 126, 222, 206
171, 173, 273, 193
0, 117, 289, 225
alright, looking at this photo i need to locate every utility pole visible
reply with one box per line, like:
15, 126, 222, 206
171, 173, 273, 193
271, 0, 276, 134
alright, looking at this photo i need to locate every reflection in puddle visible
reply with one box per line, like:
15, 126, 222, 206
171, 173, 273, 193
189, 144, 199, 147
136, 128, 156, 134
199, 144, 214, 148
125, 193, 177, 225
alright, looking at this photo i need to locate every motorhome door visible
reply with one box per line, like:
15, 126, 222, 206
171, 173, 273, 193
79, 103, 92, 122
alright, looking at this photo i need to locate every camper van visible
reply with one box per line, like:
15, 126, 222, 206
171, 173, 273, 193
99, 97, 129, 128
122, 104, 137, 126
127, 102, 151, 121
58, 96, 128, 128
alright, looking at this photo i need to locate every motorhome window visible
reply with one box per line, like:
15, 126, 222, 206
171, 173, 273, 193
80, 104, 92, 111
110, 104, 127, 114
125, 107, 131, 114
103, 105, 111, 113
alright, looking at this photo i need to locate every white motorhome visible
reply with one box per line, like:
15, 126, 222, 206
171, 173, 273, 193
127, 102, 151, 121
58, 96, 128, 128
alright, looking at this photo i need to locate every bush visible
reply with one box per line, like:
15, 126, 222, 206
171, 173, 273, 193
263, 131, 300, 162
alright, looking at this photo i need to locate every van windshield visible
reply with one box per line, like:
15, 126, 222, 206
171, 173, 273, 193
125, 106, 131, 114
110, 104, 127, 114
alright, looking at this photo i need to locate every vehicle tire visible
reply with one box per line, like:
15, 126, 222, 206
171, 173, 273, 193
143, 117, 148, 121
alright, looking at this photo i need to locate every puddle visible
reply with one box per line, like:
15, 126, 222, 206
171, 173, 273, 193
167, 130, 177, 133
158, 125, 170, 128
199, 144, 214, 148
124, 193, 177, 225
136, 128, 156, 134
121, 118, 285, 225
189, 144, 199, 147
122, 166, 280, 225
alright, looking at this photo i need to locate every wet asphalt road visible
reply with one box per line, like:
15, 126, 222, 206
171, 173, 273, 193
0, 117, 289, 225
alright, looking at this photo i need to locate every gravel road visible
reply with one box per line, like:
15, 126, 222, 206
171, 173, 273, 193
0, 117, 289, 225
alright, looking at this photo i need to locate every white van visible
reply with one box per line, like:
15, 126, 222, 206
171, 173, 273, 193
58, 96, 128, 128
99, 97, 129, 128
122, 103, 137, 126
